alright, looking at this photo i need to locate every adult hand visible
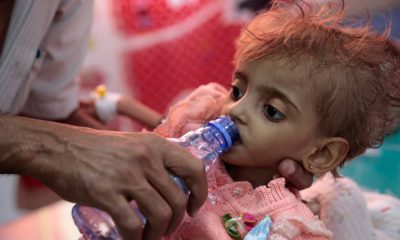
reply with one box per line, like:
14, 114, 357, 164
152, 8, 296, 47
51, 131, 207, 240
0, 116, 207, 240
278, 159, 319, 216
278, 159, 313, 190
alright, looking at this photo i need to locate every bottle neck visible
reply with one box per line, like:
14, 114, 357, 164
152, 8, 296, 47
197, 125, 230, 155
177, 116, 238, 156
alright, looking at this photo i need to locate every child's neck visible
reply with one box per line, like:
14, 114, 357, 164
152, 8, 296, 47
224, 162, 278, 188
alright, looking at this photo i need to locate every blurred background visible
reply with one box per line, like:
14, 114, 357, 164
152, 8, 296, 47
0, 0, 399, 228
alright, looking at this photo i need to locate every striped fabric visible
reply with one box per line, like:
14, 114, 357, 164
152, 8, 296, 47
0, 0, 93, 119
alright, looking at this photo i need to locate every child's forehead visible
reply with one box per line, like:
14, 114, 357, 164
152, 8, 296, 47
237, 55, 320, 86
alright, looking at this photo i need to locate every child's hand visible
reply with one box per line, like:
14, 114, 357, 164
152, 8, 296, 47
62, 100, 109, 130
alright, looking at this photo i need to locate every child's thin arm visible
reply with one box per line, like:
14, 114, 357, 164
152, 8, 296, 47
117, 96, 163, 129
61, 101, 109, 130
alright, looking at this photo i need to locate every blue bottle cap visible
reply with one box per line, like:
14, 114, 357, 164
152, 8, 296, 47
207, 116, 239, 149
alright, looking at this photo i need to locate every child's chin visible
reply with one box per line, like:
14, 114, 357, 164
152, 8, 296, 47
220, 151, 241, 165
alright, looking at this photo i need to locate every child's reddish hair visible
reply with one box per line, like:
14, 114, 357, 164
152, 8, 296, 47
235, 0, 400, 168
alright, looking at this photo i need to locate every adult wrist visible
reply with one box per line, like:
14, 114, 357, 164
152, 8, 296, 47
0, 115, 71, 179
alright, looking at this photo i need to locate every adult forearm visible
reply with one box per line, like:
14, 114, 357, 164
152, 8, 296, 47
0, 115, 208, 239
0, 115, 74, 177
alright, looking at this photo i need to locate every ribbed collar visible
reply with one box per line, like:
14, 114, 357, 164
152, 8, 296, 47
206, 160, 299, 215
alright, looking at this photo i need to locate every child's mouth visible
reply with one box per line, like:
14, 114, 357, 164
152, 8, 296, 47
233, 139, 241, 146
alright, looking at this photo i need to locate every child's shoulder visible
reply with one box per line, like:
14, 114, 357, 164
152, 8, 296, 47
154, 83, 228, 137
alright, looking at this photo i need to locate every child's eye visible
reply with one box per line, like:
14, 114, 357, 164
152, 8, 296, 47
231, 85, 244, 101
263, 105, 285, 122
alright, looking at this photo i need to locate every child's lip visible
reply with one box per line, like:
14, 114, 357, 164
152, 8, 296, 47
233, 139, 241, 146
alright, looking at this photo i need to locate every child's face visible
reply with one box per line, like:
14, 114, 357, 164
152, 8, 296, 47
221, 57, 323, 170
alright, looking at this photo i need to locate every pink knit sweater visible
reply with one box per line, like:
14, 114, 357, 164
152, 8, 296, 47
155, 83, 332, 240
166, 160, 332, 239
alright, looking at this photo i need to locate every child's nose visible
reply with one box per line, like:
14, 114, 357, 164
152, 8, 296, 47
227, 101, 247, 125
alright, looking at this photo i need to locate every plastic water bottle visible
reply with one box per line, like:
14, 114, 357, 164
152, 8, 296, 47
72, 116, 239, 240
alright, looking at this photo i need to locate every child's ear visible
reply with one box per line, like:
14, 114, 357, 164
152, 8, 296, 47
302, 137, 349, 176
